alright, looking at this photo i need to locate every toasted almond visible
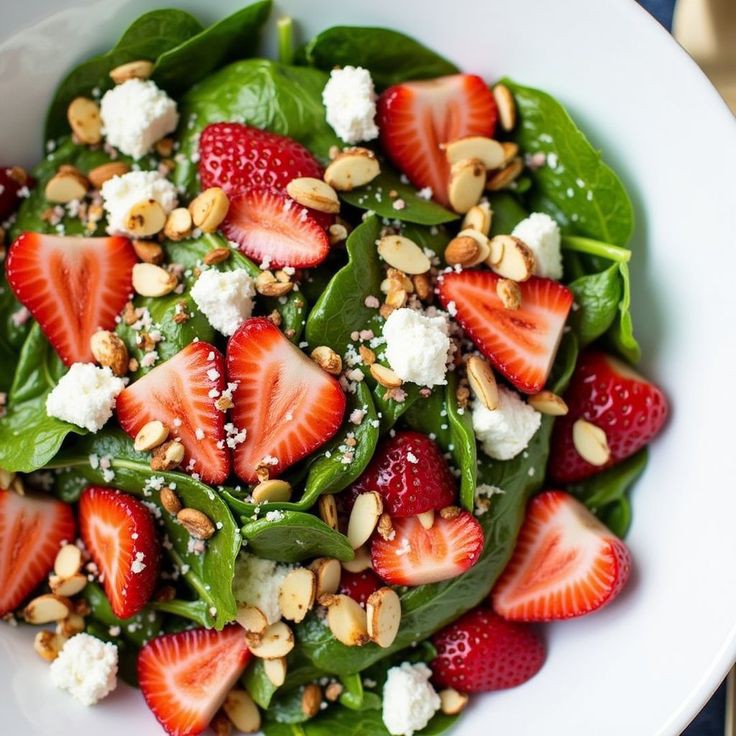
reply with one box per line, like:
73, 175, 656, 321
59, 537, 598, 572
90, 329, 128, 376
412, 273, 433, 301
384, 288, 407, 309
134, 419, 169, 452
377, 235, 431, 275
457, 228, 492, 266
462, 201, 493, 236
263, 656, 287, 687
347, 491, 383, 549
310, 558, 341, 597
151, 440, 185, 472
301, 684, 322, 717
311, 345, 342, 375
486, 157, 524, 191
318, 494, 339, 531
248, 621, 295, 659
109, 59, 154, 84
176, 506, 215, 540
132, 262, 178, 297
23, 594, 72, 624
466, 356, 499, 410
211, 712, 232, 736
287, 177, 340, 214
155, 137, 174, 158
439, 688, 469, 715
252, 479, 292, 504
370, 363, 402, 389
376, 513, 394, 541
379, 303, 395, 319
489, 235, 535, 281
366, 587, 401, 648
496, 278, 522, 310
440, 505, 461, 520
417, 510, 435, 529
49, 573, 87, 598
386, 268, 414, 292
45, 169, 88, 203
223, 689, 261, 733
444, 235, 480, 267
56, 612, 86, 637
160, 486, 182, 515
448, 158, 486, 214
341, 545, 372, 573
528, 390, 569, 416
125, 199, 167, 237
359, 345, 376, 365
442, 136, 505, 170
572, 419, 611, 466
7, 166, 29, 186
163, 207, 193, 241
67, 97, 102, 144
54, 544, 83, 578
255, 270, 293, 297
72, 598, 91, 617
325, 682, 343, 702
328, 222, 349, 245
189, 187, 229, 233
323, 594, 369, 646
236, 605, 269, 636
132, 239, 164, 265
493, 83, 517, 132
34, 630, 67, 661
279, 568, 317, 623
88, 161, 130, 189
324, 148, 380, 191
203, 247, 231, 266
500, 141, 520, 166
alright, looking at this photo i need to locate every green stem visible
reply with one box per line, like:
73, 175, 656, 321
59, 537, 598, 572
277, 16, 295, 65
561, 235, 631, 263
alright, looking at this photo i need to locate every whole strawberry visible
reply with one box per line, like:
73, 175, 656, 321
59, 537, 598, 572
431, 608, 546, 692
549, 352, 668, 483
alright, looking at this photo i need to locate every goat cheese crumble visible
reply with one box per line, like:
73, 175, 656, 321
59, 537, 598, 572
322, 66, 379, 144
382, 662, 440, 736
511, 212, 563, 280
191, 268, 255, 336
232, 552, 290, 624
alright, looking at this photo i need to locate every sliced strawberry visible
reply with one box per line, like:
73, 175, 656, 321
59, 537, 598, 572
228, 318, 346, 483
222, 186, 330, 269
138, 625, 250, 736
79, 486, 159, 619
338, 569, 382, 607
0, 166, 33, 220
438, 270, 573, 394
431, 608, 546, 692
549, 351, 668, 483
371, 512, 484, 586
116, 342, 230, 485
377, 74, 497, 205
350, 431, 456, 517
6, 232, 136, 365
0, 489, 76, 616
492, 490, 632, 621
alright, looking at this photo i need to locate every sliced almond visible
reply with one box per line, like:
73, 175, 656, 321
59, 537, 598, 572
310, 558, 341, 597
263, 656, 287, 687
203, 247, 231, 266
223, 689, 261, 734
125, 199, 167, 237
23, 594, 72, 624
325, 682, 343, 702
279, 568, 317, 623
459, 228, 492, 266
311, 346, 342, 375
252, 479, 292, 504
328, 222, 349, 245
159, 486, 182, 515
448, 158, 486, 214
301, 683, 322, 717
444, 235, 480, 267
151, 440, 185, 472
211, 713, 232, 736
67, 97, 102, 144
90, 330, 129, 376
324, 148, 380, 191
255, 270, 293, 297
439, 688, 469, 715
443, 136, 505, 170
248, 621, 295, 659
155, 137, 174, 158
56, 613, 85, 637
318, 494, 339, 531
417, 510, 435, 529
176, 507, 215, 540
287, 177, 340, 214
376, 513, 394, 542
377, 235, 431, 275
49, 573, 87, 597
34, 631, 67, 661
54, 544, 83, 578
462, 201, 492, 236
366, 587, 401, 648
528, 390, 569, 416
341, 545, 372, 573
572, 419, 611, 466
109, 59, 154, 84
486, 157, 524, 191
134, 419, 170, 452
384, 288, 407, 309
132, 239, 164, 265
189, 187, 229, 233
359, 345, 376, 365
88, 161, 130, 189
489, 235, 535, 282
45, 169, 89, 203
163, 207, 193, 241
500, 141, 520, 167
412, 273, 432, 301
467, 356, 499, 410
132, 262, 178, 297
496, 278, 522, 310
370, 363, 402, 389
0, 469, 15, 491
440, 505, 461, 520
322, 594, 369, 646
493, 83, 517, 132
347, 491, 383, 549
236, 605, 269, 637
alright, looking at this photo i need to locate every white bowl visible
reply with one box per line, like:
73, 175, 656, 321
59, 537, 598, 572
1, 1, 735, 734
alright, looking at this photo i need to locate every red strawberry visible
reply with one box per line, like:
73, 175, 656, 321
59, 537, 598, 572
431, 608, 546, 692
492, 490, 632, 621
228, 318, 346, 483
222, 186, 330, 269
549, 351, 668, 483
438, 270, 573, 394
79, 486, 159, 619
6, 232, 136, 365
116, 342, 230, 485
0, 489, 76, 616
0, 166, 32, 220
339, 569, 382, 607
350, 431, 456, 517
371, 512, 484, 586
138, 625, 250, 736
377, 74, 497, 205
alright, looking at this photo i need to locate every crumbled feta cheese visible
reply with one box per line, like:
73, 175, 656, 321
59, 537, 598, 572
46, 363, 125, 432
49, 633, 118, 706
190, 269, 255, 336
322, 66, 379, 144
100, 79, 178, 159
511, 212, 563, 280
383, 308, 450, 387
101, 170, 178, 236
382, 662, 440, 736
232, 553, 290, 624
473, 386, 542, 460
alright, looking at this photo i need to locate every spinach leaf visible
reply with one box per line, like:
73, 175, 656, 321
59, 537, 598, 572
47, 430, 240, 628
152, 598, 214, 628
567, 264, 622, 346
0, 324, 86, 472
504, 79, 635, 247
0, 270, 32, 393
445, 373, 477, 512
608, 261, 640, 363
337, 672, 382, 711
243, 658, 281, 709
488, 191, 529, 236
45, 10, 204, 143
266, 686, 315, 725
404, 389, 452, 447
302, 26, 458, 89
152, 1, 272, 96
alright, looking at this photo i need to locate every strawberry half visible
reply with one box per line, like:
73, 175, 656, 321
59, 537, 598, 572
339, 569, 382, 607
79, 486, 159, 619
0, 489, 76, 616
371, 512, 484, 586
221, 186, 330, 269
492, 490, 632, 621
228, 318, 346, 483
377, 74, 497, 205
549, 351, 669, 484
438, 270, 573, 394
138, 625, 251, 736
431, 608, 546, 692
350, 431, 456, 517
116, 342, 230, 485
6, 232, 136, 365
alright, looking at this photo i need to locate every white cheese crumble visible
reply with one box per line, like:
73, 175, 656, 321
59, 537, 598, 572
49, 633, 118, 706
322, 66, 379, 144
190, 268, 255, 336
232, 552, 290, 624
46, 363, 125, 432
382, 662, 440, 736
101, 170, 178, 236
472, 386, 542, 461
511, 212, 563, 280
100, 78, 178, 159
383, 308, 450, 387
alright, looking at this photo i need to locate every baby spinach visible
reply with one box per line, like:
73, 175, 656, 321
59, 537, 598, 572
243, 659, 281, 708
488, 191, 529, 236
152, 598, 214, 628
445, 374, 477, 512
302, 26, 458, 89
266, 686, 315, 725
608, 261, 640, 363
0, 271, 32, 393
567, 263, 622, 346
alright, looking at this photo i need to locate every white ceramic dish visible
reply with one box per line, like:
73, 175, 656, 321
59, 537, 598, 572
1, 1, 735, 734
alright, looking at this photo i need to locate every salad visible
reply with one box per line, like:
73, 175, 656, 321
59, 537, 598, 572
0, 3, 669, 735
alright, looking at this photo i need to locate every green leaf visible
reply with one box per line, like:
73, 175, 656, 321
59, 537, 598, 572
302, 26, 458, 89
243, 658, 281, 708
567, 263, 622, 345
608, 261, 641, 363
152, 598, 214, 628
445, 373, 477, 512
488, 191, 529, 236
0, 268, 32, 393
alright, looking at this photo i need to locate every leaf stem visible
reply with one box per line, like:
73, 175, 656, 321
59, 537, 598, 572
561, 235, 631, 263
277, 16, 295, 65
